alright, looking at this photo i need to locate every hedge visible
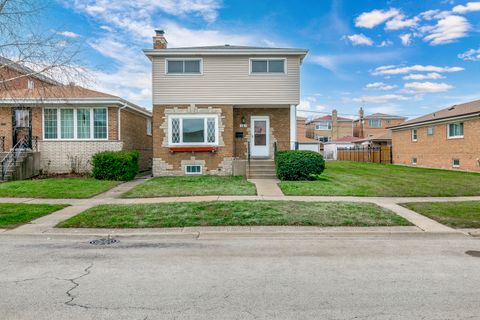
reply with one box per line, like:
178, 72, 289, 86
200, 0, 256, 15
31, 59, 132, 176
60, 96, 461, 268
275, 150, 325, 181
92, 150, 139, 181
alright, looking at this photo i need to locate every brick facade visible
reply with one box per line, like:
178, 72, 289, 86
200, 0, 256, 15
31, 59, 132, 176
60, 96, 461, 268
152, 105, 291, 176
0, 67, 55, 91
120, 108, 153, 171
355, 118, 405, 138
392, 118, 480, 172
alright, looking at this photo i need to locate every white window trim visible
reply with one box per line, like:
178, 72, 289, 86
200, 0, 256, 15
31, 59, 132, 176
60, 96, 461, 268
249, 57, 287, 75
452, 159, 460, 168
427, 126, 434, 136
411, 129, 417, 142
447, 122, 464, 139
165, 58, 203, 75
27, 79, 35, 90
368, 119, 382, 128
167, 114, 219, 146
185, 164, 203, 175
42, 107, 109, 141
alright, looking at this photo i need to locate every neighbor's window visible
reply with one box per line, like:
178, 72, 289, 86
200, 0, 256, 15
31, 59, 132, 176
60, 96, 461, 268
169, 115, 218, 145
250, 59, 286, 74
448, 122, 464, 138
368, 119, 382, 128
427, 126, 434, 136
43, 108, 108, 140
412, 129, 418, 141
27, 79, 34, 89
166, 59, 201, 74
452, 159, 460, 168
412, 157, 417, 165
316, 136, 331, 143
315, 121, 332, 130
147, 118, 152, 136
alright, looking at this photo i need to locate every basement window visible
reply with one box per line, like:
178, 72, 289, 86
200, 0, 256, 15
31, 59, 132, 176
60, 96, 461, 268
452, 159, 460, 168
412, 157, 417, 165
185, 165, 202, 175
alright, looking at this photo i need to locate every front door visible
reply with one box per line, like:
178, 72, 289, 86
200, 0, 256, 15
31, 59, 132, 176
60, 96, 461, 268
12, 107, 32, 148
251, 116, 270, 157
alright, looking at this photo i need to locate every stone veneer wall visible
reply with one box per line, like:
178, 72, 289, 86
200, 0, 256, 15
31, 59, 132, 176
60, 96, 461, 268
38, 141, 123, 173
152, 104, 234, 176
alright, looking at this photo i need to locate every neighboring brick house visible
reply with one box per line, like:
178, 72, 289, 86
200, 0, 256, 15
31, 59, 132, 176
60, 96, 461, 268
353, 107, 406, 138
0, 85, 152, 174
296, 116, 320, 152
390, 99, 480, 172
305, 110, 353, 143
144, 30, 307, 176
0, 56, 60, 91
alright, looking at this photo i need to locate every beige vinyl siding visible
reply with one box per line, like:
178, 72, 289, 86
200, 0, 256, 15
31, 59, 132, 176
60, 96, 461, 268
152, 55, 301, 105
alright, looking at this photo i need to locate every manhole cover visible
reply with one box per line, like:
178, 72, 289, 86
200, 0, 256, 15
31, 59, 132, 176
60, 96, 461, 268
465, 250, 480, 257
89, 238, 119, 245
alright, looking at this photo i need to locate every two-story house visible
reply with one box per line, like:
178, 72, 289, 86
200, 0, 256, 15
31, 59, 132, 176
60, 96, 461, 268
305, 110, 353, 143
390, 99, 480, 172
353, 107, 406, 139
0, 58, 152, 179
144, 30, 308, 176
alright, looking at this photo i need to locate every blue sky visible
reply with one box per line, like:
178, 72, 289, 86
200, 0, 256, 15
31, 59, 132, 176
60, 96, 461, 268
44, 0, 480, 119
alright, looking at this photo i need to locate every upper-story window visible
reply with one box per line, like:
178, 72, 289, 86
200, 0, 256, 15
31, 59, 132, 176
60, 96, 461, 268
250, 58, 286, 74
166, 59, 202, 74
368, 119, 382, 128
315, 121, 332, 130
411, 128, 418, 142
448, 122, 464, 139
27, 79, 35, 89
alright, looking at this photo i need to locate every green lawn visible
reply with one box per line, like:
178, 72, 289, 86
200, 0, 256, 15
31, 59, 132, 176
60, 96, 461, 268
402, 201, 480, 228
57, 201, 410, 228
0, 203, 68, 229
122, 176, 256, 198
0, 178, 119, 199
279, 161, 480, 197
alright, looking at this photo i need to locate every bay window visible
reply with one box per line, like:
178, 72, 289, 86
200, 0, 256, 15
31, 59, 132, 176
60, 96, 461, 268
168, 115, 218, 145
43, 108, 108, 140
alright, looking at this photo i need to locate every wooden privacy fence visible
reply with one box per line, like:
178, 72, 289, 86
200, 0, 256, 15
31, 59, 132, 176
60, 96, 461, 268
337, 146, 392, 164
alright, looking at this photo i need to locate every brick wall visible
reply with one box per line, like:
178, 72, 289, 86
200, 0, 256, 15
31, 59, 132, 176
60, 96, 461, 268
120, 108, 153, 171
392, 118, 480, 172
152, 104, 235, 176
38, 140, 123, 173
359, 118, 405, 138
0, 107, 12, 151
233, 107, 290, 158
0, 67, 54, 91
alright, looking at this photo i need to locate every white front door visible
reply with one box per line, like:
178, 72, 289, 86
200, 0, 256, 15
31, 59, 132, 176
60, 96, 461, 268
251, 116, 270, 157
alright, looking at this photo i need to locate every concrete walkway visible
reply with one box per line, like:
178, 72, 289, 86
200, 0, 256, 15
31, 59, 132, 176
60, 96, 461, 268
2, 177, 480, 237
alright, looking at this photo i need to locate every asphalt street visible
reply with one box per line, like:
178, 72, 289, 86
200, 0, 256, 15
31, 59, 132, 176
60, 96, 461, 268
1, 234, 480, 320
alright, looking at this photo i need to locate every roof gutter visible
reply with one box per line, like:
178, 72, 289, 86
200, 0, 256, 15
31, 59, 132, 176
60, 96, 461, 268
389, 113, 480, 130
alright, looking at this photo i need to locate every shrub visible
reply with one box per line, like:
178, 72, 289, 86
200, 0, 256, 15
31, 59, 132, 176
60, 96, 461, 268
92, 150, 139, 181
275, 150, 325, 181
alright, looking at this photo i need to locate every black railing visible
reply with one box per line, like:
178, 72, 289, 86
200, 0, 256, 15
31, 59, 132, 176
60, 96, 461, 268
1, 137, 28, 181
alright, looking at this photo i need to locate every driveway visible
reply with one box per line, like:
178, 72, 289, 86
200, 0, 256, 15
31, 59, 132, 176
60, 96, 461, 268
1, 234, 480, 319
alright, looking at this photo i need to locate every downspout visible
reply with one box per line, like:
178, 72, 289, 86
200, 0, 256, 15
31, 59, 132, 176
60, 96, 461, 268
118, 104, 127, 141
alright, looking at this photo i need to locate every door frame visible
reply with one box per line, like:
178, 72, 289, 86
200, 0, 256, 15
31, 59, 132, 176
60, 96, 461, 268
250, 116, 270, 158
12, 107, 32, 148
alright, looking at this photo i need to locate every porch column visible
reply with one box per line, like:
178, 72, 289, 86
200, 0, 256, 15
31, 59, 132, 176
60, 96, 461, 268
290, 104, 296, 150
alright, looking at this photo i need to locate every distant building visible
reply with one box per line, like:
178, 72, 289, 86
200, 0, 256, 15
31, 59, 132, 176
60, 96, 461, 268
296, 116, 321, 152
353, 107, 406, 139
306, 110, 353, 143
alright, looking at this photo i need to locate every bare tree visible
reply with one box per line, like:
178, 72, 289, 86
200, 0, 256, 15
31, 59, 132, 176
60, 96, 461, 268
0, 0, 89, 92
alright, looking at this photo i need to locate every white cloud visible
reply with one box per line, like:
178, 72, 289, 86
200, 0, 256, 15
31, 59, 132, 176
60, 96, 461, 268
297, 96, 328, 118
419, 9, 450, 20
343, 34, 374, 46
403, 82, 453, 93
385, 15, 419, 30
57, 31, 80, 38
372, 64, 464, 76
399, 33, 412, 46
458, 48, 480, 61
353, 94, 409, 104
423, 15, 470, 45
378, 40, 393, 47
355, 8, 400, 28
365, 105, 403, 115
309, 51, 402, 73
452, 2, 480, 13
402, 73, 444, 80
365, 82, 397, 90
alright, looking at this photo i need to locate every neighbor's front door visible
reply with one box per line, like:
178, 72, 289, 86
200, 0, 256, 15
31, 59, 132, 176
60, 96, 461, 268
12, 107, 32, 148
250, 116, 270, 157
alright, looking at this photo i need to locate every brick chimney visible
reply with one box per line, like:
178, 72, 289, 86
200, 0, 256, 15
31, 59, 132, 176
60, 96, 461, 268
153, 29, 167, 49
358, 107, 365, 138
332, 109, 338, 140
